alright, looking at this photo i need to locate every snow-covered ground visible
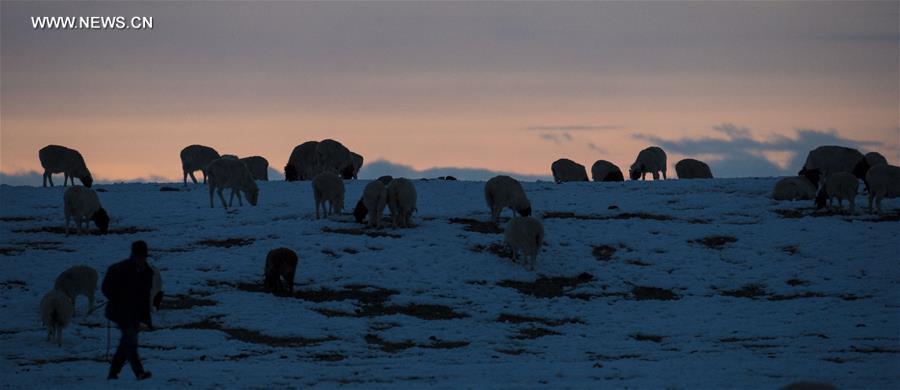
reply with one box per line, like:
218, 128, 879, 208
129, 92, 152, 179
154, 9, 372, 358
1, 178, 898, 388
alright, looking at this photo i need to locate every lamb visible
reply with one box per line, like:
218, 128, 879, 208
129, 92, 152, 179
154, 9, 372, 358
316, 139, 352, 175
180, 145, 221, 186
359, 180, 388, 227
150, 265, 163, 311
63, 186, 110, 235
39, 145, 93, 188
798, 145, 863, 187
504, 216, 544, 271
865, 163, 900, 214
312, 172, 345, 219
285, 141, 320, 181
629, 146, 667, 180
387, 178, 417, 228
240, 156, 269, 181
206, 158, 259, 209
590, 160, 624, 182
675, 158, 713, 179
771, 176, 817, 201
551, 159, 589, 183
54, 265, 98, 315
815, 172, 858, 214
264, 247, 298, 295
484, 175, 532, 224
40, 289, 74, 347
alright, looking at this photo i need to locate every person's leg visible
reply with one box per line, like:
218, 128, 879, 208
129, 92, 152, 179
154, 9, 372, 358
123, 325, 146, 378
108, 323, 131, 379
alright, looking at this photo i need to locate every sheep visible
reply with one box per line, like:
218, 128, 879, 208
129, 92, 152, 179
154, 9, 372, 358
590, 160, 624, 182
221, 154, 239, 160
359, 180, 388, 227
264, 248, 298, 295
206, 158, 259, 209
180, 145, 221, 186
341, 152, 364, 180
40, 289, 74, 347
150, 265, 163, 311
312, 172, 345, 219
865, 163, 900, 214
551, 159, 589, 183
798, 145, 863, 187
387, 178, 417, 228
853, 151, 889, 192
377, 175, 394, 185
63, 186, 109, 235
240, 156, 269, 181
504, 216, 544, 271
316, 139, 352, 175
629, 146, 667, 180
285, 141, 320, 181
815, 172, 858, 214
54, 265, 98, 315
39, 145, 93, 188
675, 158, 713, 179
484, 175, 532, 225
771, 176, 817, 201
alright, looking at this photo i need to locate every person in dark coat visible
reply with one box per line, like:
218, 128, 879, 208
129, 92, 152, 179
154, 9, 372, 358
102, 240, 154, 380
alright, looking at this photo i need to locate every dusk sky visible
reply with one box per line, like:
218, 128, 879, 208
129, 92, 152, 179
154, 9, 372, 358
2, 1, 898, 183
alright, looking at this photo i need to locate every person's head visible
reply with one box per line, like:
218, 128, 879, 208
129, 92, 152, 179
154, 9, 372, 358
131, 240, 148, 263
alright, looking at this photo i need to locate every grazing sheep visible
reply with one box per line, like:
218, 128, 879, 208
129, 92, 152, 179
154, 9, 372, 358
150, 265, 162, 311
551, 159, 589, 183
798, 145, 864, 187
865, 163, 900, 214
316, 139, 352, 175
180, 145, 221, 186
63, 186, 109, 235
675, 158, 713, 179
341, 152, 364, 180
363, 180, 388, 227
264, 248, 298, 295
312, 172, 345, 219
285, 141, 320, 181
484, 175, 532, 224
853, 151, 889, 192
240, 156, 269, 181
815, 172, 858, 214
387, 178, 417, 228
504, 216, 544, 271
207, 158, 259, 209
771, 176, 817, 201
590, 160, 624, 182
54, 265, 98, 315
40, 289, 74, 347
39, 145, 93, 188
629, 146, 667, 180
377, 175, 394, 185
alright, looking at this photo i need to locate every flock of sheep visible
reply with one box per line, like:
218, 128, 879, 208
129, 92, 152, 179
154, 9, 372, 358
31, 140, 900, 347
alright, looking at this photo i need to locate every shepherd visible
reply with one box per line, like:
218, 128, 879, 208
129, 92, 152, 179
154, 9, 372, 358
102, 240, 154, 380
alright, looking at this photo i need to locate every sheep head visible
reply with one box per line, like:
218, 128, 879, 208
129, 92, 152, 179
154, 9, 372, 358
81, 174, 94, 188
353, 199, 367, 223
92, 208, 110, 234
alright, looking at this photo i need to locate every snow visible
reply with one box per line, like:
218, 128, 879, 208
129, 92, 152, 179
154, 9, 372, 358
1, 178, 898, 388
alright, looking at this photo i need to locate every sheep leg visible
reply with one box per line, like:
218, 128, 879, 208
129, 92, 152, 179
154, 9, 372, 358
43, 171, 51, 187
65, 213, 71, 236
491, 207, 500, 225
63, 173, 69, 186
217, 188, 229, 209
228, 189, 236, 207
201, 170, 208, 184
236, 190, 243, 206
662, 170, 667, 180
641, 172, 647, 180
849, 198, 855, 215
189, 171, 199, 184
315, 198, 321, 219
652, 172, 659, 180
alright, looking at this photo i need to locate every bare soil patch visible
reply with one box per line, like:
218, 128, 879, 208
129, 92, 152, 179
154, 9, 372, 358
512, 327, 562, 340
322, 227, 401, 238
471, 243, 512, 259
497, 273, 594, 298
195, 238, 255, 248
497, 313, 584, 327
448, 218, 503, 234
13, 226, 154, 235
689, 235, 738, 249
630, 285, 680, 301
173, 316, 333, 348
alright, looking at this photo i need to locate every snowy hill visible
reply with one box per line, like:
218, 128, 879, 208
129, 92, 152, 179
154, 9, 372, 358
1, 178, 897, 388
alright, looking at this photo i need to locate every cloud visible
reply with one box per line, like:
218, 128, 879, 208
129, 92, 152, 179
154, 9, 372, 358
0, 170, 43, 186
358, 160, 552, 182
633, 124, 885, 178
526, 125, 621, 131
587, 142, 606, 154
0, 170, 177, 187
538, 132, 574, 144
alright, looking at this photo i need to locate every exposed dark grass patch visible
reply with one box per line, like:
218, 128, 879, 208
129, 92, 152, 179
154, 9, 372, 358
364, 334, 415, 353
631, 286, 680, 301
0, 248, 25, 256
0, 280, 28, 290
719, 336, 777, 343
768, 292, 827, 301
587, 352, 642, 361
543, 211, 710, 224
159, 186, 181, 192
163, 294, 218, 310
471, 243, 512, 259
195, 237, 255, 248
321, 249, 339, 258
782, 245, 799, 255
18, 356, 108, 367
448, 218, 503, 234
850, 345, 900, 354
689, 235, 738, 249
496, 313, 584, 327
173, 316, 333, 347
720, 283, 769, 298
870, 211, 900, 222
313, 353, 345, 362
631, 333, 664, 343
495, 348, 530, 356
322, 227, 401, 238
626, 259, 651, 266
314, 302, 467, 320
512, 327, 561, 340
342, 248, 359, 254
592, 245, 616, 261
213, 280, 399, 304
12, 226, 154, 235
786, 278, 810, 287
0, 216, 41, 222
497, 273, 594, 298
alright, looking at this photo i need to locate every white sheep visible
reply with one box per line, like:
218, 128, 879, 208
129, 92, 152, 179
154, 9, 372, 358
180, 145, 221, 186
629, 146, 667, 180
854, 151, 889, 192
675, 158, 713, 179
387, 178, 417, 228
815, 172, 858, 214
264, 247, 298, 295
39, 145, 93, 188
150, 265, 163, 311
240, 156, 269, 181
865, 163, 900, 214
551, 159, 589, 183
771, 176, 817, 201
484, 175, 532, 225
799, 145, 864, 187
363, 180, 388, 227
206, 158, 259, 209
285, 141, 320, 181
504, 216, 544, 271
590, 160, 624, 182
40, 289, 74, 347
54, 265, 98, 315
63, 186, 109, 235
316, 139, 352, 175
312, 172, 345, 219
